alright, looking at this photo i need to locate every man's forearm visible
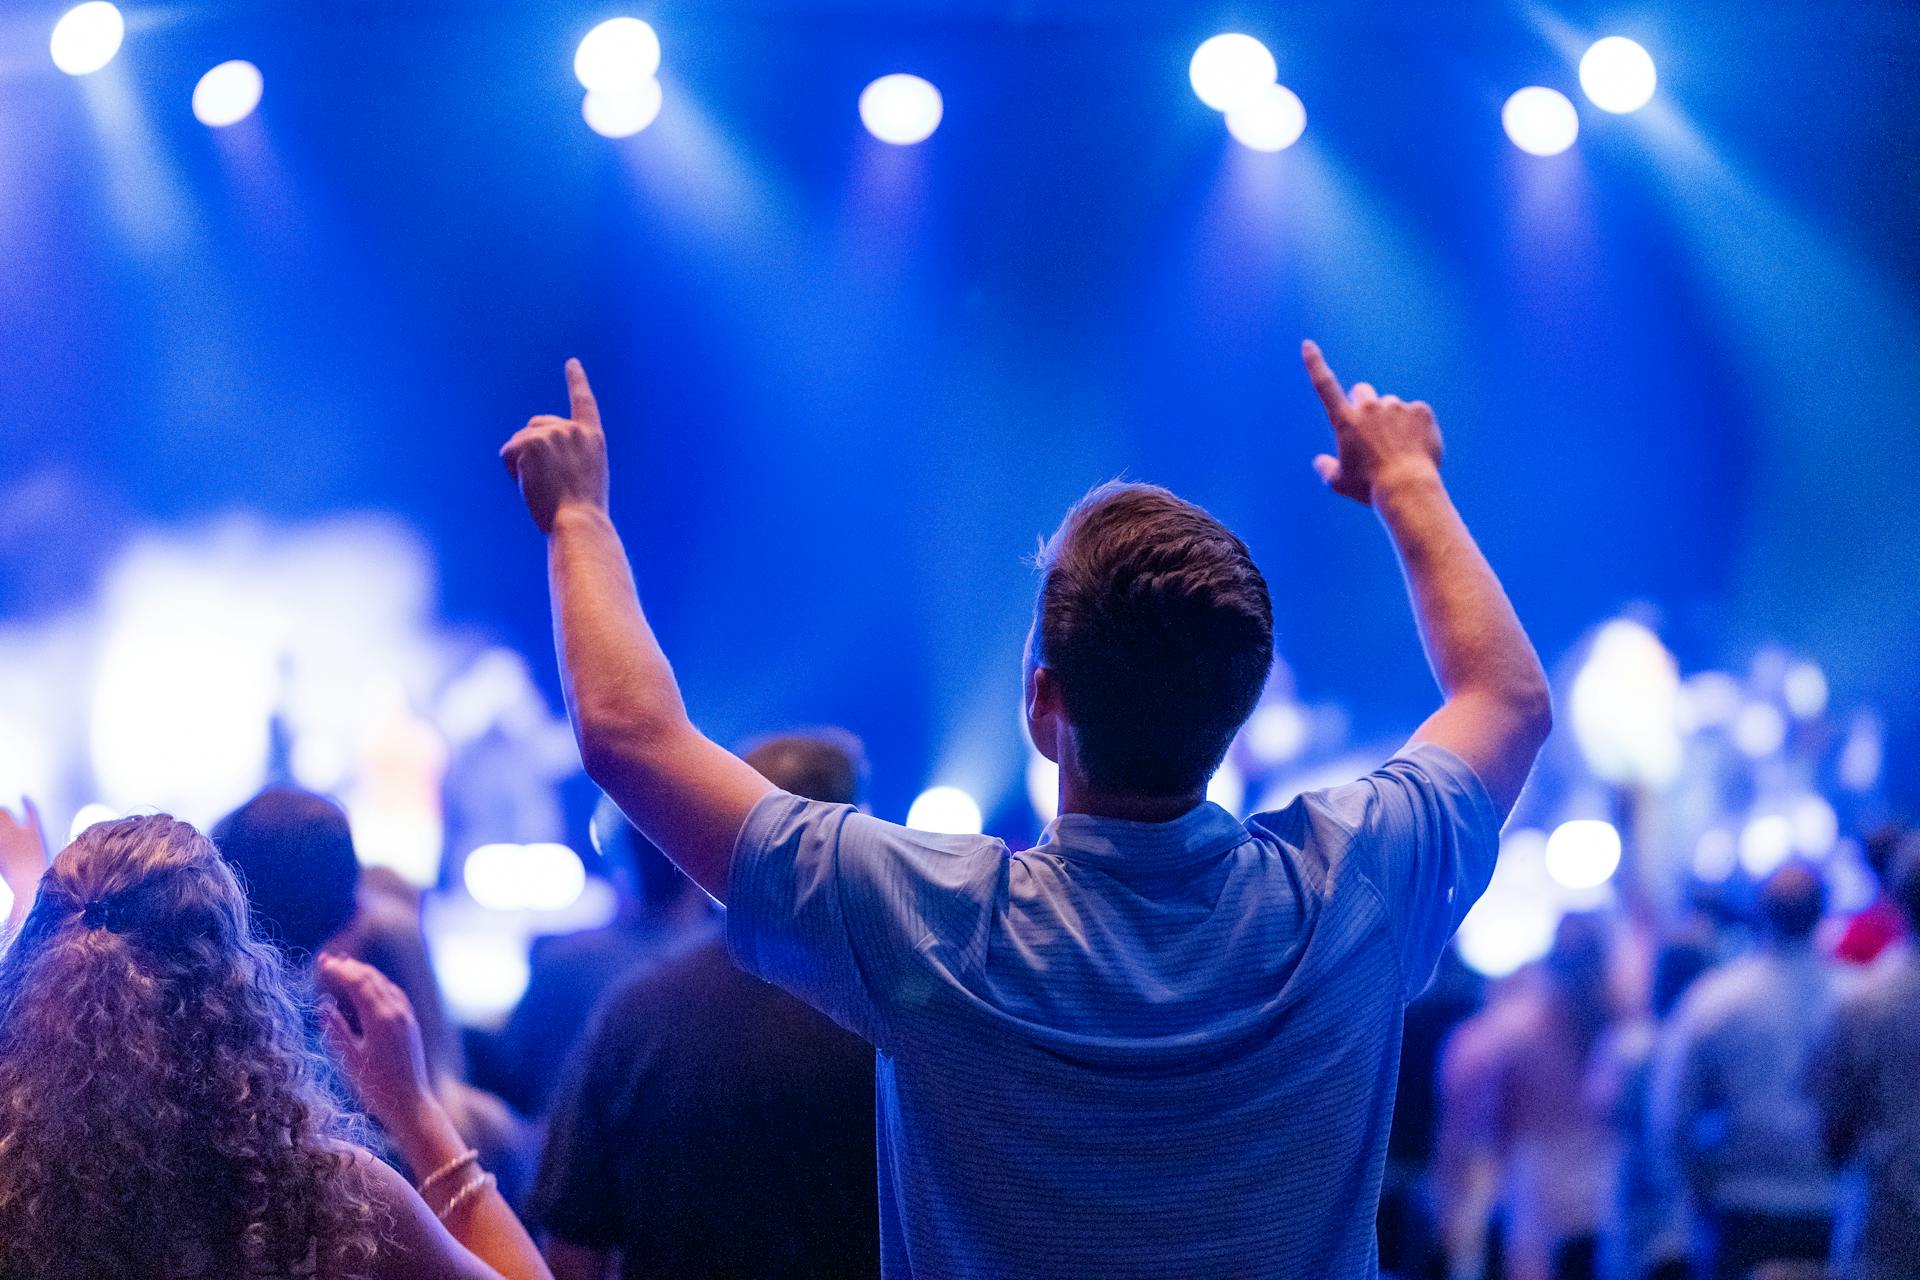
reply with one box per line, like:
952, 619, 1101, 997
547, 503, 690, 769
1375, 467, 1547, 713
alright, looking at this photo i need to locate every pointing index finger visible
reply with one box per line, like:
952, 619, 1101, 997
1301, 340, 1349, 422
565, 358, 600, 428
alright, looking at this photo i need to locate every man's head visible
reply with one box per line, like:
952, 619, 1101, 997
1757, 862, 1826, 944
743, 731, 867, 806
212, 787, 361, 958
1028, 482, 1273, 798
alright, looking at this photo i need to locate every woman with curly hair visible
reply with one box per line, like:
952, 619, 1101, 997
0, 813, 553, 1280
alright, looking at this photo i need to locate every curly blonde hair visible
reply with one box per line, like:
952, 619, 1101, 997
0, 814, 381, 1280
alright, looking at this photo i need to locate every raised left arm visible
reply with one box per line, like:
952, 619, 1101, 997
501, 361, 771, 901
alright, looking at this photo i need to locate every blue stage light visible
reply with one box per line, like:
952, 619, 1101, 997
859, 74, 943, 146
50, 2, 124, 76
574, 17, 661, 93
582, 79, 663, 138
1578, 37, 1656, 114
1189, 34, 1276, 112
1225, 82, 1306, 152
192, 60, 264, 127
1501, 86, 1579, 156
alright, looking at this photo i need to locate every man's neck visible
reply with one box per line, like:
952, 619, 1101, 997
1057, 782, 1206, 824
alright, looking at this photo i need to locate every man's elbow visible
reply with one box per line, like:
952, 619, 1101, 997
572, 700, 680, 789
1510, 676, 1554, 752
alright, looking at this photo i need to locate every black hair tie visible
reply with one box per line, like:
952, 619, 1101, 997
79, 898, 124, 932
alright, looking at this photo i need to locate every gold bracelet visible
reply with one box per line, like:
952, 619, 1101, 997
434, 1171, 497, 1224
416, 1148, 480, 1198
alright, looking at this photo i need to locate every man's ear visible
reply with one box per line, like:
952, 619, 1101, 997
1026, 665, 1063, 765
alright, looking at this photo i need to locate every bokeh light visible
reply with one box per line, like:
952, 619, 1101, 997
1569, 619, 1682, 786
1225, 83, 1307, 152
1731, 701, 1788, 757
1739, 813, 1794, 877
906, 785, 982, 834
50, 2, 124, 77
1206, 759, 1246, 816
192, 60, 264, 128
859, 74, 943, 146
1189, 34, 1277, 112
1578, 36, 1657, 114
573, 17, 661, 92
582, 79, 663, 138
67, 802, 120, 843
1501, 86, 1579, 156
464, 841, 588, 913
1544, 819, 1623, 891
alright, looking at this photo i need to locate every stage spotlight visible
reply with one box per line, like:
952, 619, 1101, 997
1501, 86, 1579, 156
192, 60, 263, 127
1578, 36, 1656, 114
859, 73, 943, 145
464, 841, 587, 913
906, 785, 982, 835
1738, 813, 1793, 878
574, 17, 661, 92
1225, 82, 1306, 152
1189, 33, 1276, 112
1544, 819, 1622, 891
582, 79, 663, 138
50, 2, 123, 76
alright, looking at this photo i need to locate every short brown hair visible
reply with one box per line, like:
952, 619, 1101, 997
1034, 482, 1272, 796
744, 730, 867, 805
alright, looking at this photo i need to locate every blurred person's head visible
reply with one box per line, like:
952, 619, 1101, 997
1027, 482, 1273, 805
213, 787, 360, 958
1863, 822, 1907, 886
0, 815, 376, 1280
1757, 861, 1827, 944
590, 795, 709, 918
1650, 936, 1716, 1020
1890, 838, 1920, 933
1543, 911, 1614, 1054
744, 729, 868, 805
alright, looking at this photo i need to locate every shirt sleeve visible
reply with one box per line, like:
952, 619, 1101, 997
1301, 743, 1502, 999
725, 789, 1007, 1050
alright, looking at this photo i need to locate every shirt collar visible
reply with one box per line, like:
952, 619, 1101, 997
1035, 801, 1248, 876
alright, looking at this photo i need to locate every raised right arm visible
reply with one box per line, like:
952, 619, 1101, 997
1301, 340, 1551, 817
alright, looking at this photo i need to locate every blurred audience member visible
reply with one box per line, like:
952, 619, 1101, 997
337, 866, 538, 1207
1440, 913, 1619, 1280
213, 786, 361, 958
1588, 930, 1718, 1280
0, 798, 50, 933
1834, 825, 1910, 966
491, 793, 714, 1114
0, 814, 554, 1280
535, 731, 878, 1280
1811, 841, 1920, 1280
1652, 863, 1842, 1280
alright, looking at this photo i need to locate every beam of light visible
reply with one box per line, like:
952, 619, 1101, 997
906, 785, 983, 835
1189, 34, 1276, 112
1578, 37, 1656, 114
50, 2, 123, 76
583, 78, 663, 138
192, 60, 263, 128
1225, 83, 1306, 153
859, 74, 943, 146
1502, 87, 1579, 156
574, 17, 661, 92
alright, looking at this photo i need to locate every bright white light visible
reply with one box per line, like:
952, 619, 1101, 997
1694, 828, 1737, 883
1837, 713, 1883, 791
1245, 701, 1310, 766
1545, 819, 1622, 891
582, 79, 663, 138
1189, 33, 1277, 112
1456, 828, 1559, 977
1783, 662, 1829, 719
68, 802, 120, 843
192, 60, 264, 128
1739, 813, 1794, 878
429, 930, 531, 1026
1225, 82, 1307, 153
1676, 671, 1743, 732
573, 17, 661, 92
1731, 702, 1788, 758
1502, 86, 1580, 156
1569, 619, 1682, 786
1026, 753, 1059, 824
1206, 759, 1246, 816
1578, 37, 1656, 114
1790, 794, 1838, 858
50, 2, 124, 77
906, 785, 982, 835
859, 74, 943, 146
463, 841, 588, 913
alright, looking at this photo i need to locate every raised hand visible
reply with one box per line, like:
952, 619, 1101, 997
500, 359, 611, 534
0, 798, 49, 928
316, 952, 440, 1142
1301, 340, 1444, 506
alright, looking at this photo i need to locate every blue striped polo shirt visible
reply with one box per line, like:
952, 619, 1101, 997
727, 743, 1500, 1279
